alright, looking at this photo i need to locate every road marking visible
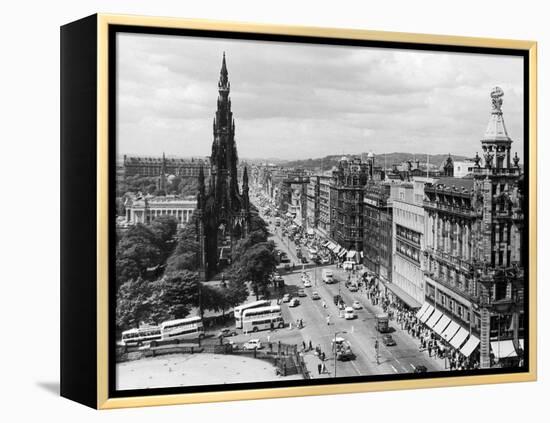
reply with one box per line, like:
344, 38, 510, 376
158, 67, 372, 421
395, 359, 401, 364
410, 363, 416, 370
390, 364, 398, 373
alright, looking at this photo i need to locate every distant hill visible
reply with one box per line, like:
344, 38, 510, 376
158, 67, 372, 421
281, 152, 471, 171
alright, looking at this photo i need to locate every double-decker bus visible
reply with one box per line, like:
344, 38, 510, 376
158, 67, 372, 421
242, 305, 284, 333
160, 316, 204, 341
234, 300, 271, 329
120, 325, 162, 346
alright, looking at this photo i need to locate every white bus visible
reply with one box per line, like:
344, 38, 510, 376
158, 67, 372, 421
242, 305, 284, 333
160, 316, 204, 341
121, 325, 162, 346
234, 300, 271, 329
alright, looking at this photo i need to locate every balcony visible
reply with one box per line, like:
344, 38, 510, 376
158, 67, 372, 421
424, 247, 473, 273
423, 200, 480, 218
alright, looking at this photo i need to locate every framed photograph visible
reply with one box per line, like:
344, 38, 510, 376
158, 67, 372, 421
60, 14, 537, 409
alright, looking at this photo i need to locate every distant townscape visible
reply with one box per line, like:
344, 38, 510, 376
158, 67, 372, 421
115, 54, 525, 390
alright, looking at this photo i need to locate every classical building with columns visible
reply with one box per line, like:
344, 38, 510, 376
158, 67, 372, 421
422, 87, 524, 368
125, 195, 197, 227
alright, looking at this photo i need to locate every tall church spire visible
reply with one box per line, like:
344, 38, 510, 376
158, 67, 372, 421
218, 52, 229, 90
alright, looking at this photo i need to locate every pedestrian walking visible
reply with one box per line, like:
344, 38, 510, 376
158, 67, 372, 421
317, 363, 322, 375
302, 341, 306, 350
428, 346, 432, 357
326, 315, 331, 325
321, 362, 327, 374
309, 340, 313, 351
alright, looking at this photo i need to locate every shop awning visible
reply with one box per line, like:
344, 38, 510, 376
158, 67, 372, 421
338, 249, 347, 258
460, 335, 480, 357
491, 340, 519, 359
346, 250, 356, 259
426, 309, 443, 329
441, 321, 460, 343
323, 241, 330, 247
420, 304, 434, 323
433, 315, 451, 336
415, 303, 430, 320
383, 282, 422, 309
449, 327, 469, 349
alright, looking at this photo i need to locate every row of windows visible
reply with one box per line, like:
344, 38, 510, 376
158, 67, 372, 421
396, 239, 421, 263
396, 224, 421, 246
395, 208, 425, 226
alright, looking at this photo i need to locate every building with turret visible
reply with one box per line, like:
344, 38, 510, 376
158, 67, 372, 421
422, 87, 524, 368
195, 54, 251, 280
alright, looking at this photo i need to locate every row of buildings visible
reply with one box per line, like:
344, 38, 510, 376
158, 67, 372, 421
255, 87, 525, 368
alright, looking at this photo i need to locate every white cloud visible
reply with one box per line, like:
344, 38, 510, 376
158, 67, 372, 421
116, 33, 524, 161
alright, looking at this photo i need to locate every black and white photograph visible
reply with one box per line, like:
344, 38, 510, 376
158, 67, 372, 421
113, 30, 528, 392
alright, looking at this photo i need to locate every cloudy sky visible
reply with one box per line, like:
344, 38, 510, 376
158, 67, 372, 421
117, 32, 524, 161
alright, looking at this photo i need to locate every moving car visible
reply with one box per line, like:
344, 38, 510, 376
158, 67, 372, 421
348, 283, 358, 292
289, 298, 300, 307
282, 293, 291, 303
303, 279, 312, 288
217, 328, 237, 338
352, 300, 362, 310
300, 256, 308, 264
344, 307, 355, 320
311, 291, 321, 300
301, 272, 311, 282
243, 339, 262, 350
382, 334, 396, 346
297, 289, 307, 297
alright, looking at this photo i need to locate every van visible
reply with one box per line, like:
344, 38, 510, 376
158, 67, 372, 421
322, 269, 334, 284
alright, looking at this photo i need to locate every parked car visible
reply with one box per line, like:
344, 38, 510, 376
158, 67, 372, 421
300, 256, 309, 264
320, 256, 330, 264
297, 289, 307, 297
289, 298, 300, 307
344, 307, 355, 320
382, 334, 396, 346
243, 339, 262, 350
282, 293, 291, 303
352, 300, 362, 310
311, 291, 321, 300
217, 328, 237, 338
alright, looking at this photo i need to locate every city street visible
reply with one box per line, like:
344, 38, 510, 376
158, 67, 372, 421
238, 198, 446, 379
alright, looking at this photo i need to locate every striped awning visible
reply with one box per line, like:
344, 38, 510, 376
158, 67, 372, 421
449, 327, 469, 349
460, 336, 480, 357
426, 309, 443, 329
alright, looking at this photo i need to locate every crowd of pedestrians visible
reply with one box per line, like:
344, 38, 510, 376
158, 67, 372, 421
366, 282, 480, 371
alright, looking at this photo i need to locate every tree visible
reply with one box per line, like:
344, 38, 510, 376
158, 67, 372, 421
115, 224, 162, 286
147, 270, 200, 323
230, 241, 278, 299
231, 229, 268, 262
166, 214, 200, 272
150, 215, 178, 260
116, 277, 155, 332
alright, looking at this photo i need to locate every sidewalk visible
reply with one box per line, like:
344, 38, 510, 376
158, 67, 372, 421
300, 349, 333, 379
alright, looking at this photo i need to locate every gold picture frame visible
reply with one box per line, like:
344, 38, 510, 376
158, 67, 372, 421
60, 13, 537, 409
